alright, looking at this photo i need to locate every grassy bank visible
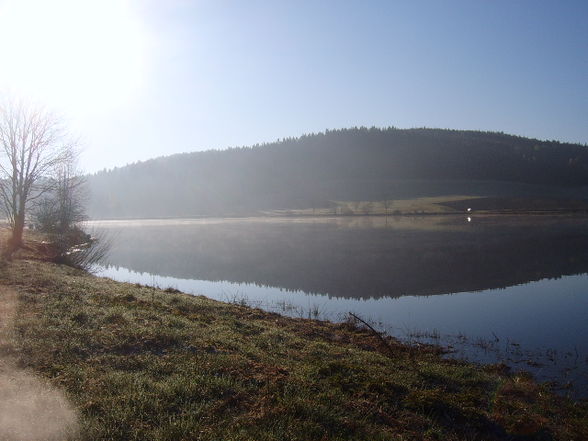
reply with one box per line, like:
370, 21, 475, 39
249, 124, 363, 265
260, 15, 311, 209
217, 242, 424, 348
0, 257, 587, 440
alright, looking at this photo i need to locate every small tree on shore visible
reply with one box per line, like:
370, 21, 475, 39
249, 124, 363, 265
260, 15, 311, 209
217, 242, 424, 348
0, 97, 75, 252
33, 154, 111, 271
34, 162, 86, 235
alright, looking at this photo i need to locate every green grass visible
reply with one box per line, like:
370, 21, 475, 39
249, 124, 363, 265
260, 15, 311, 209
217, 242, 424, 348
1, 258, 587, 440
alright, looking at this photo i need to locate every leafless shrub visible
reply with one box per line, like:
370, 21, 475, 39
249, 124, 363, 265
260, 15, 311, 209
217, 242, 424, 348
55, 229, 112, 272
31, 154, 111, 271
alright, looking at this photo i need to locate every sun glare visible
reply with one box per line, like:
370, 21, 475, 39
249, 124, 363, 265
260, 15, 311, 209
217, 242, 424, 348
0, 0, 146, 113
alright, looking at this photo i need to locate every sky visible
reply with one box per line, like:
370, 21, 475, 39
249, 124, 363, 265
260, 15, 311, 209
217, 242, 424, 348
0, 0, 586, 172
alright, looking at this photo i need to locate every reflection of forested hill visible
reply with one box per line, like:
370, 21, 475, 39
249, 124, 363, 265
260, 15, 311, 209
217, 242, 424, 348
99, 217, 588, 299
88, 128, 588, 219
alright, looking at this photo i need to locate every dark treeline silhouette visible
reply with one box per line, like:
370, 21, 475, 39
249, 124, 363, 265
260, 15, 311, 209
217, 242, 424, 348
88, 127, 588, 218
98, 216, 588, 299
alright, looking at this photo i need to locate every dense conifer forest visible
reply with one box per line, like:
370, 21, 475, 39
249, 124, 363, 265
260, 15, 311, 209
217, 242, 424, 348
87, 128, 588, 218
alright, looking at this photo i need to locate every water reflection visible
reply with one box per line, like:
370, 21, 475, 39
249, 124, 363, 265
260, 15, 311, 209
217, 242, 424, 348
92, 215, 588, 299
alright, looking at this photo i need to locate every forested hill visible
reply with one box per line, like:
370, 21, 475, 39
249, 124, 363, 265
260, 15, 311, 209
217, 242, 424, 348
87, 128, 588, 219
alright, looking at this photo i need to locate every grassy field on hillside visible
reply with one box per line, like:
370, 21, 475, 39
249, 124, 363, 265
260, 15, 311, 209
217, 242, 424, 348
266, 196, 475, 217
266, 195, 588, 217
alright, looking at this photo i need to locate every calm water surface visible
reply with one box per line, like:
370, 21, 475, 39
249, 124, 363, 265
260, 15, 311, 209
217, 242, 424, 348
90, 215, 588, 397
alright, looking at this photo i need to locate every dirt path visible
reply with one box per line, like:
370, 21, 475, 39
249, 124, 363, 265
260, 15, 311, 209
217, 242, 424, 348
0, 286, 78, 441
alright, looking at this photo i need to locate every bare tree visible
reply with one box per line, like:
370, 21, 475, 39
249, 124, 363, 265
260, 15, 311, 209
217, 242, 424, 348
33, 154, 111, 271
34, 161, 86, 235
0, 97, 75, 251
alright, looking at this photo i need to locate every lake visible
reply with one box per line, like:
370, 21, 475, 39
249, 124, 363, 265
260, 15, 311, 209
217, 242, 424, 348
90, 215, 588, 397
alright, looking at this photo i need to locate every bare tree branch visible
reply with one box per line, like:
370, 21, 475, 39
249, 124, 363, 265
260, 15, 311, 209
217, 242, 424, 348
0, 96, 77, 251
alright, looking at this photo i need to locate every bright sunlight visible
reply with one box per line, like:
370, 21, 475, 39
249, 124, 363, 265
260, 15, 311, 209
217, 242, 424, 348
0, 0, 146, 113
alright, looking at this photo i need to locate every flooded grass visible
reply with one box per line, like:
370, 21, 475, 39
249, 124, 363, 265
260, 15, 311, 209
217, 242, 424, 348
393, 325, 588, 400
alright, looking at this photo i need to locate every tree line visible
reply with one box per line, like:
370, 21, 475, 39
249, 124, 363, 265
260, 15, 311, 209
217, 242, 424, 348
87, 127, 588, 219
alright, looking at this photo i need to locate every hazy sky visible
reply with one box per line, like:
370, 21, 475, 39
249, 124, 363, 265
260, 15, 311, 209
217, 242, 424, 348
1, 0, 586, 172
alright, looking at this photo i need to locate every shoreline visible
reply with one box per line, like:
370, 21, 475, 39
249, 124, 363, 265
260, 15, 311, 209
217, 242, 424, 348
99, 264, 588, 400
0, 254, 586, 439
84, 210, 588, 225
